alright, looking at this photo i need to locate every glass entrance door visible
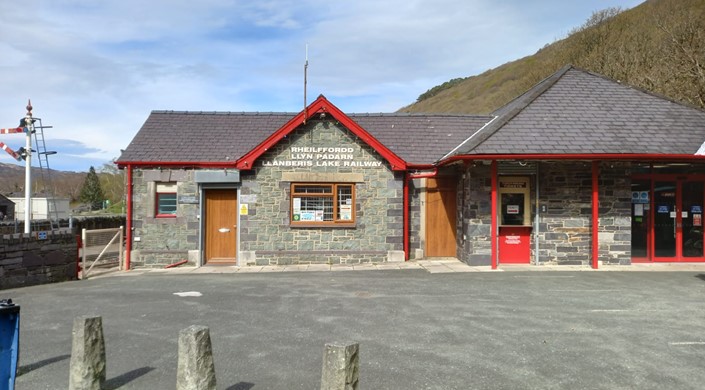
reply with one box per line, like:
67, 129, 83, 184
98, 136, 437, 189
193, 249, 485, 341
682, 181, 704, 259
653, 181, 676, 258
650, 180, 705, 261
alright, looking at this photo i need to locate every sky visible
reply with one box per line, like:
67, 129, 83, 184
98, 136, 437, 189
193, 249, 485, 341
0, 0, 645, 172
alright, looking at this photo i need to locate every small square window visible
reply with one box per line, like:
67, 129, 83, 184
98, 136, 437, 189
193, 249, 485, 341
156, 182, 177, 218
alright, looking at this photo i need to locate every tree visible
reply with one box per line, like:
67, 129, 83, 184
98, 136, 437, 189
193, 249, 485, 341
79, 166, 105, 210
98, 162, 125, 207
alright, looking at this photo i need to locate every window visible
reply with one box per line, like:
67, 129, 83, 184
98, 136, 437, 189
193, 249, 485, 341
156, 182, 177, 217
291, 183, 354, 225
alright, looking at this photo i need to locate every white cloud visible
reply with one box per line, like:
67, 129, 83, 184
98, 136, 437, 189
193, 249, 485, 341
0, 0, 645, 171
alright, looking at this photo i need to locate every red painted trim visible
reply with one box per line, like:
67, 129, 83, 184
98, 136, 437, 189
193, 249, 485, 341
592, 161, 599, 269
441, 154, 705, 165
491, 160, 498, 269
234, 95, 407, 171
408, 168, 438, 179
116, 161, 236, 169
403, 173, 409, 261
125, 164, 132, 271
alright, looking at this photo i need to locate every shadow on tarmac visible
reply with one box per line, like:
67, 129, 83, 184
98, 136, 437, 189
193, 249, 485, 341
104, 366, 155, 389
225, 382, 255, 390
17, 354, 70, 376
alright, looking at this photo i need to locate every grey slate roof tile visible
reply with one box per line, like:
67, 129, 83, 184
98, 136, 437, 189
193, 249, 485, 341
116, 110, 492, 166
458, 65, 705, 156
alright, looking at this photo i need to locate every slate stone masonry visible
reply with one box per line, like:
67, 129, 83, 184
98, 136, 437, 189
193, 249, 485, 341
459, 161, 631, 266
239, 119, 404, 265
130, 169, 200, 267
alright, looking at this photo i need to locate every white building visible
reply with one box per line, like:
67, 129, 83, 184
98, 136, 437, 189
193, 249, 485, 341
9, 197, 70, 220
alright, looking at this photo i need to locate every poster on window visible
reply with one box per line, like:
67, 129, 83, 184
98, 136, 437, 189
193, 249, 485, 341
506, 205, 520, 214
293, 198, 301, 213
300, 212, 315, 221
340, 205, 352, 220
315, 210, 324, 221
694, 213, 702, 227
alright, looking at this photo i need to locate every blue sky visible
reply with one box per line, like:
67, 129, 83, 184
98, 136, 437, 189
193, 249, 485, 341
0, 0, 644, 172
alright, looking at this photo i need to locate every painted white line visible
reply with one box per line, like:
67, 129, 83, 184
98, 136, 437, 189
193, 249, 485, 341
513, 275, 576, 278
173, 291, 203, 297
669, 342, 705, 346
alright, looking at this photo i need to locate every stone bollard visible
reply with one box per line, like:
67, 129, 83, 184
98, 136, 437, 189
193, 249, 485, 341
177, 325, 216, 390
69, 316, 106, 390
320, 342, 359, 390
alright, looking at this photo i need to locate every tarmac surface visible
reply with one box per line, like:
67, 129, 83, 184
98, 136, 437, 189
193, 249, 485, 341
7, 260, 705, 389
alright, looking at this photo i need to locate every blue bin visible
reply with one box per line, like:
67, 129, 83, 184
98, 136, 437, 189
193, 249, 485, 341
0, 299, 19, 390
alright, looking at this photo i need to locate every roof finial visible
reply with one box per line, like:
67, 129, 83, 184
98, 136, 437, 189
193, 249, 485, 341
26, 99, 33, 117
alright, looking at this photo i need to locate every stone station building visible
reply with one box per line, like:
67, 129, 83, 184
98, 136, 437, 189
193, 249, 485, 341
117, 65, 705, 269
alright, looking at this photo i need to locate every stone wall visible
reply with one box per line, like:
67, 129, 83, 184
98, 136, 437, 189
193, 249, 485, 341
408, 179, 422, 259
460, 164, 493, 265
538, 162, 630, 265
0, 231, 78, 289
240, 119, 404, 265
597, 162, 632, 265
458, 161, 631, 266
130, 169, 200, 267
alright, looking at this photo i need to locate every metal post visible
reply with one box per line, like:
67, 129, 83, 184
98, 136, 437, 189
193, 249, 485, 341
118, 226, 124, 271
491, 160, 498, 270
24, 101, 33, 234
81, 228, 87, 280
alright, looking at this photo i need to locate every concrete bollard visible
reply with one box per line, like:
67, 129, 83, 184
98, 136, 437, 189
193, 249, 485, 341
69, 316, 106, 390
177, 325, 216, 390
320, 342, 359, 390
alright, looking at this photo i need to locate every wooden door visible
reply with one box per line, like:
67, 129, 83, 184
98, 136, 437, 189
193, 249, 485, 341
205, 189, 237, 263
426, 177, 457, 257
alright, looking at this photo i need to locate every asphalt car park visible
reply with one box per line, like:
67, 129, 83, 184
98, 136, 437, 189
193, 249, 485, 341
8, 269, 705, 389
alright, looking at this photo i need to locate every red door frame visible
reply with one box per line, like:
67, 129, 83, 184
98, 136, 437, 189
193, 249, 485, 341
632, 173, 705, 262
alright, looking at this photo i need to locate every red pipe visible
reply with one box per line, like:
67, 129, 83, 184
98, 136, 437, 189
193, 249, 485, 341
125, 164, 133, 271
491, 160, 498, 269
165, 259, 188, 269
403, 173, 409, 261
592, 161, 599, 269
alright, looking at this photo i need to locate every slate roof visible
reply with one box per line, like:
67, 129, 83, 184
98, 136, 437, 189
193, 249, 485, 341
454, 65, 705, 156
116, 110, 491, 166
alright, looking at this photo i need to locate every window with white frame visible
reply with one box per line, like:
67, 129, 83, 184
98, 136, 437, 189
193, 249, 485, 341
155, 182, 177, 217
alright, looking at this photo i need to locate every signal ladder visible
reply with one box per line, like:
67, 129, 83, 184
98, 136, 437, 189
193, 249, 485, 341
1, 105, 60, 231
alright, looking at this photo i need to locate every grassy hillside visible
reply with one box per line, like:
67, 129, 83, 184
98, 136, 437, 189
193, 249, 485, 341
400, 0, 705, 114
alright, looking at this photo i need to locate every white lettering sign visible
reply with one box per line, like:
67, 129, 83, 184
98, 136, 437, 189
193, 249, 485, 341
261, 146, 383, 168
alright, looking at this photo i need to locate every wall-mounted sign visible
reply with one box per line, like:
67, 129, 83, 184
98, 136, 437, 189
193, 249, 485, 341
632, 191, 649, 204
262, 146, 383, 168
634, 204, 644, 217
240, 204, 249, 215
657, 205, 670, 214
178, 195, 199, 204
506, 205, 520, 215
691, 205, 702, 213
500, 182, 527, 189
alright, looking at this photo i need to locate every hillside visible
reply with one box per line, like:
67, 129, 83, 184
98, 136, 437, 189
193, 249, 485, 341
400, 0, 705, 114
0, 162, 124, 206
0, 162, 87, 200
